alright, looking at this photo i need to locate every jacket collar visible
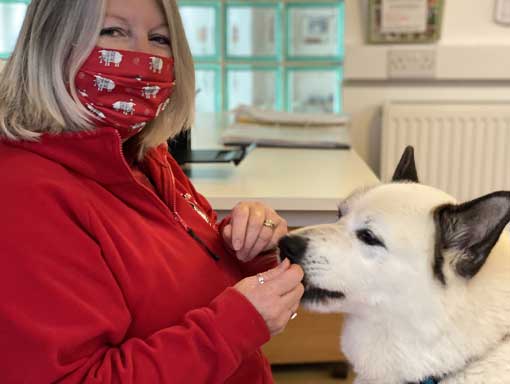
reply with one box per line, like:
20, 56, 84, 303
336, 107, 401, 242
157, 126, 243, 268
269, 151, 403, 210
3, 127, 161, 186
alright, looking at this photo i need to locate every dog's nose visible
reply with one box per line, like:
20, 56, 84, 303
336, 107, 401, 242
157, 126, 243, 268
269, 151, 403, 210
278, 235, 308, 264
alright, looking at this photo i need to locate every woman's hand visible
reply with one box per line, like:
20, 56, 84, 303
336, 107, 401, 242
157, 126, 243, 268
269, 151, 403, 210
222, 201, 288, 262
234, 259, 304, 336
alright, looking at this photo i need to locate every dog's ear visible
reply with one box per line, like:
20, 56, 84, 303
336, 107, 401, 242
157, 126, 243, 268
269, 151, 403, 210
392, 146, 419, 183
435, 191, 510, 279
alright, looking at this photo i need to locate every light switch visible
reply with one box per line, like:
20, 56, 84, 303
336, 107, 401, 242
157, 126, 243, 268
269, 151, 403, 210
495, 0, 510, 25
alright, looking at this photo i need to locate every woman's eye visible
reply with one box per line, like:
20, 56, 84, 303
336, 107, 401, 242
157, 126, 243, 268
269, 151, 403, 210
356, 229, 385, 248
100, 27, 125, 37
150, 34, 170, 46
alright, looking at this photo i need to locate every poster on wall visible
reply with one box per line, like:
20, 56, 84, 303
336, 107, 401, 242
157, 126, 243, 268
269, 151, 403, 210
368, 0, 444, 44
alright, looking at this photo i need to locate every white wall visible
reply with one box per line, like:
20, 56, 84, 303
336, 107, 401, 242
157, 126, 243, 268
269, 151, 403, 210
344, 0, 510, 173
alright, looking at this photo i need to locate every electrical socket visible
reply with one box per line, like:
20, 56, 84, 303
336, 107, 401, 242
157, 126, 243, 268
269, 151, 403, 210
387, 49, 436, 79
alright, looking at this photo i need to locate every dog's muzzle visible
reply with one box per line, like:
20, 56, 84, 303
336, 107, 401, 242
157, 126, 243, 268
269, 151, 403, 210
279, 234, 346, 303
278, 235, 308, 264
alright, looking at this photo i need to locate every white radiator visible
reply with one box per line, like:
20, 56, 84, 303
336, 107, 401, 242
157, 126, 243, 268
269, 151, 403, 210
381, 101, 510, 202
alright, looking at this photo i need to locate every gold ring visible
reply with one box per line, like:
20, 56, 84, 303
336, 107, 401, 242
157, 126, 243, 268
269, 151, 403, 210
257, 273, 265, 285
262, 219, 276, 230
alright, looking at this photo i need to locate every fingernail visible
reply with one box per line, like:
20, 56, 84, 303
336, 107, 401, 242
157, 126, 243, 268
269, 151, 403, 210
233, 240, 242, 251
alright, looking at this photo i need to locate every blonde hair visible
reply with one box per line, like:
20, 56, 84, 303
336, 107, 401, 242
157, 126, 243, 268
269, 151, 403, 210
0, 0, 195, 157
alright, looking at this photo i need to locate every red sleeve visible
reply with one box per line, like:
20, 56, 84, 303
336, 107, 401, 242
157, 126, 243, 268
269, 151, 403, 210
0, 184, 269, 383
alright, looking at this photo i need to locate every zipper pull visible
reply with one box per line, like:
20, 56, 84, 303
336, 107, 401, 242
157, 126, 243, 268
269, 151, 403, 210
182, 193, 211, 225
174, 211, 220, 261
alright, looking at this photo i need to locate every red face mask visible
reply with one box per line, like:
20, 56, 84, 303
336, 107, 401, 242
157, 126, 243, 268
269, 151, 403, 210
75, 46, 176, 140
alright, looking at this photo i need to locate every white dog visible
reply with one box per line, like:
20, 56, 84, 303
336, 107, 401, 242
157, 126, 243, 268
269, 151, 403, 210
279, 147, 510, 384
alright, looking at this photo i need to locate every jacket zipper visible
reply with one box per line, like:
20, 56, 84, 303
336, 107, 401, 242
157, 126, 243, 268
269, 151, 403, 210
114, 132, 220, 261
182, 193, 211, 225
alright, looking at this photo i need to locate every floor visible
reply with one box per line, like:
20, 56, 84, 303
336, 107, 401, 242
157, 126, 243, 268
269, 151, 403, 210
272, 363, 356, 384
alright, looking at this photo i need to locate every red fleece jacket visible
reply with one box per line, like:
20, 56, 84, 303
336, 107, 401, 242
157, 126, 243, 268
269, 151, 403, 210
0, 128, 276, 383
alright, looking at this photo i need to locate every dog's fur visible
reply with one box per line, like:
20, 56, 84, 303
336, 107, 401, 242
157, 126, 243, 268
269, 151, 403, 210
279, 147, 510, 384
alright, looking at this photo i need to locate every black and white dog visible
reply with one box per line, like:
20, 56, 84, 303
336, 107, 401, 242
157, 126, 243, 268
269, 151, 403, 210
279, 147, 510, 384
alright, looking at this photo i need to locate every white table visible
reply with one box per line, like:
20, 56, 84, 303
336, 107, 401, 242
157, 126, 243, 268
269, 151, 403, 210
187, 113, 379, 227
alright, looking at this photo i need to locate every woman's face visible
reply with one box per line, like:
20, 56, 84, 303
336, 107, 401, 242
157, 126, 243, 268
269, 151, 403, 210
98, 0, 172, 57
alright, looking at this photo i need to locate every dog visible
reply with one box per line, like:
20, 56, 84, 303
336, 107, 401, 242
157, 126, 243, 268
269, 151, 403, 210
279, 146, 510, 384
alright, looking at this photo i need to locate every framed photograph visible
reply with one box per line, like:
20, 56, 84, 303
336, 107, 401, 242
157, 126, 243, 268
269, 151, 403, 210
179, 2, 220, 60
225, 3, 281, 61
368, 0, 445, 44
195, 65, 221, 113
286, 66, 343, 113
225, 66, 282, 111
286, 2, 344, 61
0, 0, 30, 59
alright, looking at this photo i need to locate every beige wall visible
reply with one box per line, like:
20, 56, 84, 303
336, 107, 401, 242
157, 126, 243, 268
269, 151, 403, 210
344, 0, 510, 175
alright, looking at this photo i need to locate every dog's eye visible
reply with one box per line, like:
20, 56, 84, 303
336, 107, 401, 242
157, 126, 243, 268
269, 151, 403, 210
356, 229, 385, 248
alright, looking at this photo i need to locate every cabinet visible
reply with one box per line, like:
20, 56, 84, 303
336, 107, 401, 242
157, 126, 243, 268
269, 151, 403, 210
263, 310, 345, 364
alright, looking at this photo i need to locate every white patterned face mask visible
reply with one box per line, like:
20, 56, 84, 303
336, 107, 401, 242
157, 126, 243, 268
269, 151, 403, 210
75, 46, 176, 140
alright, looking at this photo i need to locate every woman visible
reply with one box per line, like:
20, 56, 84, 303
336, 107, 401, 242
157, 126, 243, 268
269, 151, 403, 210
0, 0, 304, 382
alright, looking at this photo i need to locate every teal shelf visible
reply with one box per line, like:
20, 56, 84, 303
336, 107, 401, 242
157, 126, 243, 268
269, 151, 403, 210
0, 0, 30, 59
179, 1, 221, 62
178, 0, 345, 114
285, 2, 345, 62
224, 2, 282, 62
225, 65, 282, 111
285, 66, 343, 113
195, 64, 222, 113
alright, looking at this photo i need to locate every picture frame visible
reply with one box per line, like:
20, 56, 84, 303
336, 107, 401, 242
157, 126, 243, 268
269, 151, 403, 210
367, 0, 445, 44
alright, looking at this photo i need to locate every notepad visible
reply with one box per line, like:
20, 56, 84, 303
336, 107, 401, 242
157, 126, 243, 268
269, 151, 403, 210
233, 105, 350, 127
221, 123, 351, 149
221, 106, 351, 149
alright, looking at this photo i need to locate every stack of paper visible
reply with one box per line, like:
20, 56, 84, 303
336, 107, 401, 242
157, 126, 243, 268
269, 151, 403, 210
221, 106, 351, 149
